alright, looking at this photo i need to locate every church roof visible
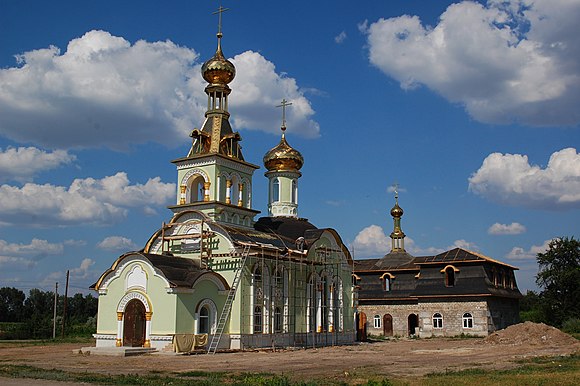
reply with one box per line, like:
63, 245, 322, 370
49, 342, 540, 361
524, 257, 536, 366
218, 217, 318, 250
419, 248, 518, 270
91, 251, 229, 290
254, 216, 317, 242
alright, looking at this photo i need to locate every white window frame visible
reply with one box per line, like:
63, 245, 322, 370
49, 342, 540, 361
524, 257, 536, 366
373, 314, 381, 329
462, 312, 473, 329
433, 312, 443, 329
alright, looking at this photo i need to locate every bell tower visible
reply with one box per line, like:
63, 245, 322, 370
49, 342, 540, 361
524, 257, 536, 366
389, 185, 406, 252
169, 6, 260, 227
263, 99, 304, 218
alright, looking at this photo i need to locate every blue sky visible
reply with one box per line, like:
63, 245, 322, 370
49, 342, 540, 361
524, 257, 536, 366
0, 0, 578, 294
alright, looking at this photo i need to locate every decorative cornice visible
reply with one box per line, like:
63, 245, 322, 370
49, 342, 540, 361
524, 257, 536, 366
173, 153, 259, 173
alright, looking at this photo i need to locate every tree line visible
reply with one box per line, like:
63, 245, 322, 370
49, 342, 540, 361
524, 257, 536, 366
520, 236, 580, 333
0, 287, 97, 339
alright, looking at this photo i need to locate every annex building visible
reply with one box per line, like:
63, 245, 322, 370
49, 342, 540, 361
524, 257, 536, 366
354, 192, 522, 339
91, 19, 354, 352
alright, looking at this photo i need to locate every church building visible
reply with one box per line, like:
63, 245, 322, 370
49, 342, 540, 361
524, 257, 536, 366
354, 192, 522, 339
91, 16, 355, 351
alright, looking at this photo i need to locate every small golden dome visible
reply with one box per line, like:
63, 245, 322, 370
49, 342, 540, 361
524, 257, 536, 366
263, 129, 304, 172
390, 203, 404, 218
201, 35, 235, 85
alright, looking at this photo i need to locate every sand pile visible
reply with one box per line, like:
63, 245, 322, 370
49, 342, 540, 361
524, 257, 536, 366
483, 321, 579, 347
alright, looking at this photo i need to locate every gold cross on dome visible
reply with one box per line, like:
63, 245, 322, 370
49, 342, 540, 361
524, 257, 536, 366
213, 5, 229, 35
276, 99, 293, 128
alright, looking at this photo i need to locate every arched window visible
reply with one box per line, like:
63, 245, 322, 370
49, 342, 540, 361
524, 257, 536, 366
433, 312, 443, 329
383, 277, 391, 291
272, 178, 280, 202
321, 274, 329, 331
188, 175, 205, 203
199, 305, 210, 334
373, 315, 381, 329
272, 268, 287, 333
445, 267, 456, 287
306, 275, 316, 332
291, 179, 297, 204
462, 312, 473, 328
253, 267, 263, 334
274, 307, 282, 333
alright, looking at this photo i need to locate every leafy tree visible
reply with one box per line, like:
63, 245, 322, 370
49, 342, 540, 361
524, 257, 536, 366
519, 290, 547, 323
0, 287, 26, 322
536, 236, 580, 327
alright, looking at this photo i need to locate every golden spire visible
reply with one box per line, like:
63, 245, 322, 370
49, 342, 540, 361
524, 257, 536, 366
389, 183, 405, 252
263, 99, 304, 172
202, 5, 235, 85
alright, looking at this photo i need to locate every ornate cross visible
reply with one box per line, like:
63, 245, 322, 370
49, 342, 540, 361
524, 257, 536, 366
276, 98, 293, 128
213, 5, 229, 35
392, 182, 399, 201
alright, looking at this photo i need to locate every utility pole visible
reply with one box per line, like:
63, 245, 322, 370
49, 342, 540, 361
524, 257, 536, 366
52, 282, 58, 339
61, 270, 69, 338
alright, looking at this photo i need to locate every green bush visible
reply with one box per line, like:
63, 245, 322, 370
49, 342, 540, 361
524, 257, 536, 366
0, 322, 28, 340
562, 318, 580, 334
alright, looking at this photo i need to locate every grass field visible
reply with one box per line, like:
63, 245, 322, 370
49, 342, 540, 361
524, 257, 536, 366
0, 353, 578, 385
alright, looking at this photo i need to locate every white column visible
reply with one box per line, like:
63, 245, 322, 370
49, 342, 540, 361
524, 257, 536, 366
316, 286, 322, 333
116, 312, 123, 347
144, 312, 152, 348
328, 284, 335, 333
237, 183, 243, 206
226, 179, 232, 204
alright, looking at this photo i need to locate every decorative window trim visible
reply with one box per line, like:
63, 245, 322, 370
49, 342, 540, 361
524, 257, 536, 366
462, 312, 474, 329
442, 265, 458, 287
432, 312, 443, 329
373, 315, 381, 329
439, 265, 460, 273
379, 272, 396, 280
117, 291, 152, 313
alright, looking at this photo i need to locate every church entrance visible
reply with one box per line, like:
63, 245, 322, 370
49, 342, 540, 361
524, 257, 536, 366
123, 299, 146, 347
383, 314, 393, 336
407, 313, 418, 336
356, 312, 367, 341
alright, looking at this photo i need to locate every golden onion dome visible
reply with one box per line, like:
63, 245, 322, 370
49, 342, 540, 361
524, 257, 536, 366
390, 203, 404, 218
201, 34, 235, 85
263, 129, 304, 172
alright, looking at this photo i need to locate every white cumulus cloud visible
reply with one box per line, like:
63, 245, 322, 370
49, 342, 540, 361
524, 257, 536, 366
0, 147, 76, 182
230, 51, 320, 138
0, 172, 175, 227
506, 238, 552, 260
469, 148, 580, 209
97, 236, 139, 252
352, 224, 478, 258
0, 238, 64, 256
488, 222, 527, 235
0, 30, 319, 150
70, 258, 96, 279
363, 0, 580, 126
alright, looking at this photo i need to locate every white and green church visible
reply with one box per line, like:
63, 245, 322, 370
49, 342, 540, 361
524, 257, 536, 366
91, 26, 355, 352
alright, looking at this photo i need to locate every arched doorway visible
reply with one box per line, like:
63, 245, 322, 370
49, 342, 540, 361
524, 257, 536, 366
357, 312, 367, 341
383, 314, 393, 336
407, 313, 418, 336
123, 299, 146, 347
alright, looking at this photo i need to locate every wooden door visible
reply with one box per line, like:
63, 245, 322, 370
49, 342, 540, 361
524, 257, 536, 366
123, 299, 146, 347
357, 312, 367, 341
383, 314, 393, 336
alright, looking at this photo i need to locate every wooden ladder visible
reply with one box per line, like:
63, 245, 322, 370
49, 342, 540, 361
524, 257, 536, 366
207, 244, 251, 354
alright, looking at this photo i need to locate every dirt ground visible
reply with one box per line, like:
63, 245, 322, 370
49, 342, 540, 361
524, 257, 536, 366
1, 323, 578, 384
